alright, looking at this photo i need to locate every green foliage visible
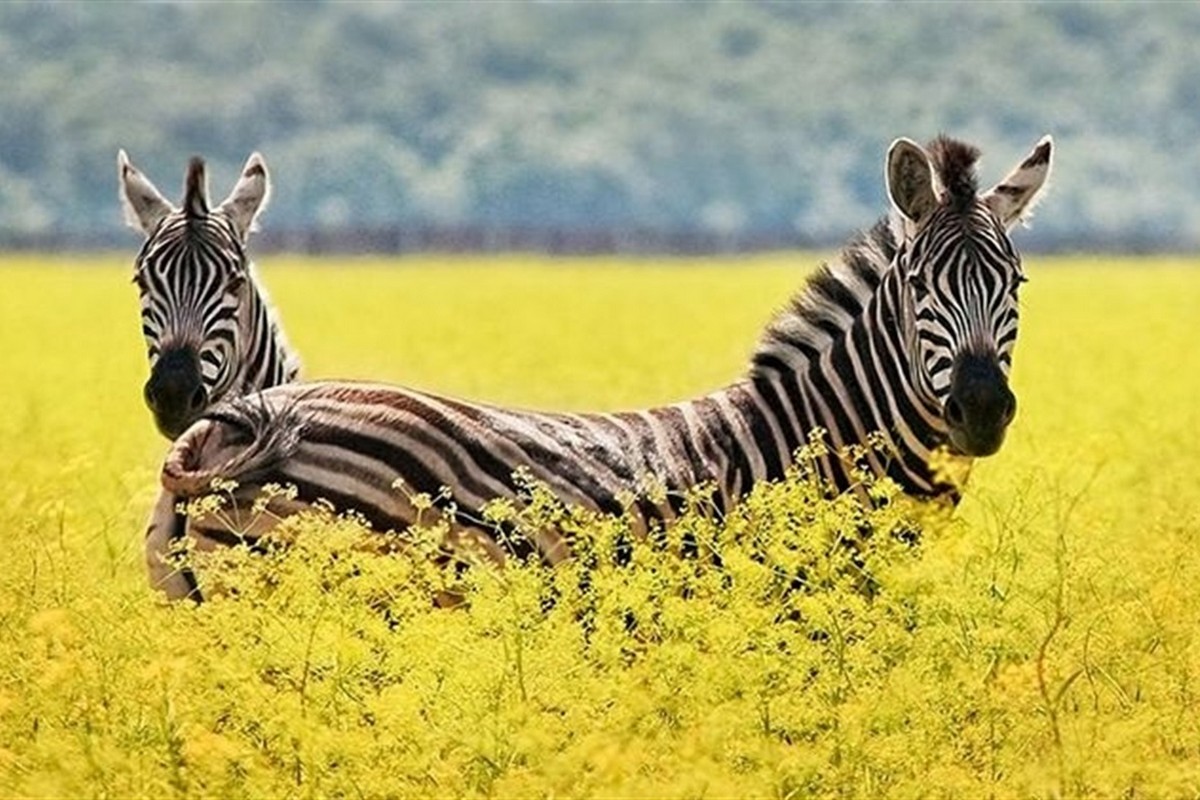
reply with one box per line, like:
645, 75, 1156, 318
1, 255, 1199, 796
2, 4, 1199, 246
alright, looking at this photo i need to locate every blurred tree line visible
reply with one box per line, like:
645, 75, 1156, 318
1, 2, 1198, 252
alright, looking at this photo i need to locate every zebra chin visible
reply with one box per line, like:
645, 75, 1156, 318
946, 425, 1008, 458
152, 412, 199, 441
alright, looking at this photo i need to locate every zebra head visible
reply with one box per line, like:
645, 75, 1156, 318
886, 135, 1053, 457
119, 151, 272, 439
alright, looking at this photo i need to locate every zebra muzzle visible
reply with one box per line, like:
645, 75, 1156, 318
145, 347, 209, 438
944, 353, 1016, 457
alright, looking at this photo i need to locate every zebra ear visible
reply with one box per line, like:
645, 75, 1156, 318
983, 135, 1053, 230
118, 150, 174, 236
216, 152, 271, 241
886, 138, 939, 225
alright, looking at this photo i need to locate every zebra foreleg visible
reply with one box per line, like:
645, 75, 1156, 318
144, 488, 202, 601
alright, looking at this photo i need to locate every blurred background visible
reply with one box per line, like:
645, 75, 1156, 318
1, 1, 1197, 254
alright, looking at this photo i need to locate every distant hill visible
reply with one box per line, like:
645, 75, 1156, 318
2, 3, 1198, 251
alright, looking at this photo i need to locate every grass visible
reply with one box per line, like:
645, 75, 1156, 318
0, 252, 1198, 797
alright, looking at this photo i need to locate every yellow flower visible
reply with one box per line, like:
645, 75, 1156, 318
28, 608, 77, 645
927, 445, 972, 491
182, 724, 246, 767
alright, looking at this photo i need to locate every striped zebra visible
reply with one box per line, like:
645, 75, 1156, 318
147, 135, 1053, 599
119, 151, 300, 439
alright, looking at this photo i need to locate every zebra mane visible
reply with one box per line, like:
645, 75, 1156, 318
750, 218, 897, 375
927, 135, 981, 213
184, 156, 209, 219
750, 135, 984, 376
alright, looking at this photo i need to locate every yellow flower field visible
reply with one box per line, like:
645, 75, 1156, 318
0, 253, 1198, 798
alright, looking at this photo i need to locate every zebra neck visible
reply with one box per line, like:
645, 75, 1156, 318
733, 268, 961, 499
236, 269, 301, 396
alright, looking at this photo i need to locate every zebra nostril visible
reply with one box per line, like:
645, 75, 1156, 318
188, 385, 208, 413
945, 396, 965, 428
1002, 393, 1017, 424
144, 382, 159, 410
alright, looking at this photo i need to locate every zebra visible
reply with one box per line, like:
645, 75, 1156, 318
145, 135, 1053, 600
119, 151, 301, 439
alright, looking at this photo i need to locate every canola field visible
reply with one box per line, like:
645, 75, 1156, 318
1, 252, 1199, 798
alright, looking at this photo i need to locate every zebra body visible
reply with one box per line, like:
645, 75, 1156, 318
147, 135, 1053, 599
119, 151, 300, 438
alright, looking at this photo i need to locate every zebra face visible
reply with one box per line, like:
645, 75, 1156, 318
887, 135, 1053, 457
120, 150, 270, 439
900, 211, 1023, 456
135, 237, 250, 437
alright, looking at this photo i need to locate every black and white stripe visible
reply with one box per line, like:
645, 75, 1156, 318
120, 151, 300, 439
147, 135, 1053, 599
